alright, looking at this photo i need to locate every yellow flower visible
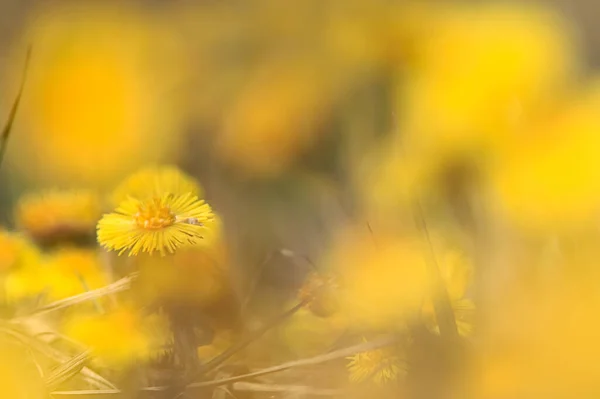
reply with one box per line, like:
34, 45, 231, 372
42, 248, 108, 301
324, 228, 434, 329
97, 193, 215, 256
15, 189, 101, 247
490, 82, 600, 231
111, 165, 203, 207
398, 2, 578, 155
3, 3, 185, 187
280, 306, 347, 358
0, 236, 43, 303
347, 339, 405, 385
63, 307, 168, 367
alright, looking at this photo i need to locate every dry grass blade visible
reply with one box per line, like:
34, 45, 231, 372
232, 382, 342, 396
46, 350, 92, 391
51, 389, 120, 397
186, 335, 398, 389
51, 335, 397, 396
0, 45, 31, 171
0, 321, 117, 390
26, 273, 138, 317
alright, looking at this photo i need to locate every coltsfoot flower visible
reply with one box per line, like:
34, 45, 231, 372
97, 192, 214, 256
347, 340, 406, 385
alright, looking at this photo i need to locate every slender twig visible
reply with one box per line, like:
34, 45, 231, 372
50, 335, 398, 396
0, 45, 32, 171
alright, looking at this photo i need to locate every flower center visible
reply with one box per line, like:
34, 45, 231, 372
134, 198, 176, 230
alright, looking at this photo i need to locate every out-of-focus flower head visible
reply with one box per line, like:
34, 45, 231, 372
280, 306, 347, 358
63, 306, 168, 368
347, 339, 406, 385
42, 248, 108, 301
215, 59, 337, 178
0, 338, 47, 399
3, 3, 185, 188
15, 189, 101, 247
0, 230, 39, 273
97, 193, 215, 256
110, 165, 203, 207
322, 227, 434, 330
490, 81, 600, 232
398, 2, 579, 156
298, 271, 340, 318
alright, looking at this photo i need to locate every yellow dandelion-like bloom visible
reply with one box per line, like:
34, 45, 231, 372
97, 193, 215, 256
347, 340, 405, 385
110, 165, 202, 207
63, 307, 168, 367
15, 189, 101, 246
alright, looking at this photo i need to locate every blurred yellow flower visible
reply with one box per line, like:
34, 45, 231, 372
216, 60, 336, 177
0, 338, 47, 399
111, 165, 203, 207
0, 231, 39, 273
490, 82, 600, 231
280, 306, 347, 358
347, 339, 405, 385
63, 307, 168, 367
398, 2, 578, 154
1, 236, 43, 302
15, 189, 101, 247
323, 228, 434, 329
42, 248, 108, 301
97, 193, 215, 256
3, 3, 185, 187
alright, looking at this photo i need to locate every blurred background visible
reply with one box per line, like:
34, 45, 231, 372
3, 0, 600, 397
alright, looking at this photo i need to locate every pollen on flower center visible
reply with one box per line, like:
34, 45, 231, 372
134, 198, 176, 230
